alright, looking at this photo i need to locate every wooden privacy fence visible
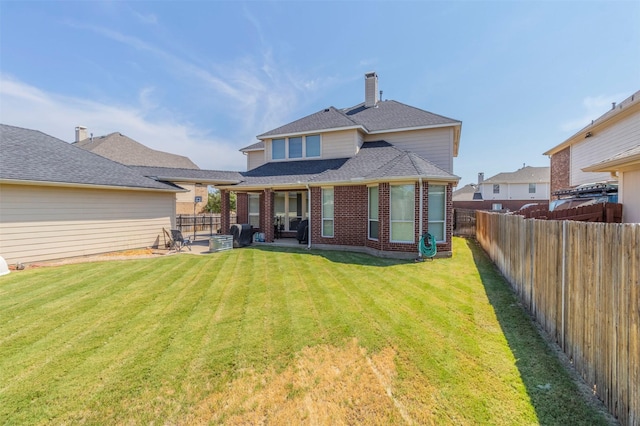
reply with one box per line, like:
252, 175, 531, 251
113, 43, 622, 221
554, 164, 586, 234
476, 211, 639, 426
453, 208, 476, 237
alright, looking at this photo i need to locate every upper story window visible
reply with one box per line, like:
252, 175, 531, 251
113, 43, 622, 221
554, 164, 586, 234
272, 139, 286, 160
271, 135, 321, 160
493, 184, 500, 194
529, 183, 536, 193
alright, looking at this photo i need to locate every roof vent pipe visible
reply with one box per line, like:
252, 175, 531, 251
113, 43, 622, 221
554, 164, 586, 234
612, 102, 616, 110
364, 72, 379, 108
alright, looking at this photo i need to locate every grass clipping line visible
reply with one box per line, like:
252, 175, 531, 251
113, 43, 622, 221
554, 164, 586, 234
187, 339, 411, 425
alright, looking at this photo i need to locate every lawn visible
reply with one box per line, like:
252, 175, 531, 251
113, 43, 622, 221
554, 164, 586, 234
0, 238, 610, 425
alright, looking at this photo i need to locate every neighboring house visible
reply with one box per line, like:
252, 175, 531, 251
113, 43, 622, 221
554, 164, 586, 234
452, 183, 477, 205
544, 90, 640, 223
217, 72, 462, 258
0, 124, 181, 264
453, 167, 550, 211
72, 128, 207, 214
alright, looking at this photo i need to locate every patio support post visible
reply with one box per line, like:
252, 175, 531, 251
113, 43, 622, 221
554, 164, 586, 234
263, 189, 275, 242
220, 189, 231, 234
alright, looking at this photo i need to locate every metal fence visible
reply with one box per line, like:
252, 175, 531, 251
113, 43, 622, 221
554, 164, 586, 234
176, 214, 237, 236
476, 211, 639, 426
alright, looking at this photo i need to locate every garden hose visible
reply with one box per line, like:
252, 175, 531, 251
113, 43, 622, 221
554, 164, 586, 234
419, 232, 437, 258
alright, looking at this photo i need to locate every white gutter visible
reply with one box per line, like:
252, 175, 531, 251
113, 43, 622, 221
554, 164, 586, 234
418, 178, 423, 258
0, 178, 185, 193
306, 184, 312, 249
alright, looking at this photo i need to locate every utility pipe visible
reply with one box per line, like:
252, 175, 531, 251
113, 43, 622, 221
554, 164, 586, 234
306, 184, 311, 249
418, 178, 423, 258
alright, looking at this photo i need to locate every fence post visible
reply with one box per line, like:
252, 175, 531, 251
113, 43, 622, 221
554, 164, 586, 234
561, 220, 566, 351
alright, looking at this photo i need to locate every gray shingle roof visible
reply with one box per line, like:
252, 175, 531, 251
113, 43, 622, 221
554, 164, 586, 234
231, 141, 457, 188
73, 132, 199, 169
257, 106, 360, 138
0, 124, 179, 191
239, 141, 265, 152
482, 166, 550, 184
130, 166, 243, 184
257, 100, 460, 139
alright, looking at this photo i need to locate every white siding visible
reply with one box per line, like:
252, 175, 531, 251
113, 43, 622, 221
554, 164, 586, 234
246, 150, 265, 171
363, 127, 453, 173
176, 182, 196, 202
0, 184, 175, 264
571, 112, 640, 186
322, 130, 359, 159
479, 182, 550, 200
621, 170, 640, 223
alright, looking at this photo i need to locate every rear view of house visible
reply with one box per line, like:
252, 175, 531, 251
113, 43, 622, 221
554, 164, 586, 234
218, 72, 462, 258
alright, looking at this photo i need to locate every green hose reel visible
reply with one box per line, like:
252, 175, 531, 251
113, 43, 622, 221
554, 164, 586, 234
419, 232, 437, 258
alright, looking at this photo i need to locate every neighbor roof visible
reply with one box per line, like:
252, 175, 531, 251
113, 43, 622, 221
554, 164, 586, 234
0, 124, 179, 191
227, 140, 458, 189
452, 183, 478, 202
257, 100, 461, 139
74, 132, 199, 169
481, 166, 550, 184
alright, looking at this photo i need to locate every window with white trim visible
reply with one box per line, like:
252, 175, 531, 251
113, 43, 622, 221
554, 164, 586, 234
270, 135, 321, 160
322, 188, 334, 237
493, 184, 500, 194
529, 183, 536, 193
390, 184, 414, 243
248, 194, 260, 228
428, 185, 446, 242
368, 186, 379, 240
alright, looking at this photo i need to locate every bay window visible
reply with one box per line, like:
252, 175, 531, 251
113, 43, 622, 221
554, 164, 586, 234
428, 185, 446, 242
390, 184, 414, 242
322, 188, 334, 237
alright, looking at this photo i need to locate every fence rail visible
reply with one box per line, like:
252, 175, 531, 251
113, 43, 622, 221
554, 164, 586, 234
476, 211, 639, 426
176, 214, 237, 236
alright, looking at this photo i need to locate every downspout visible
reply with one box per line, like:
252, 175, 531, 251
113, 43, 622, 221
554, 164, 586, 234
306, 184, 311, 249
418, 178, 423, 258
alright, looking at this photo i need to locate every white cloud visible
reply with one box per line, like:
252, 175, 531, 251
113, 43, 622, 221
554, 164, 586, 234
560, 93, 627, 133
0, 75, 246, 171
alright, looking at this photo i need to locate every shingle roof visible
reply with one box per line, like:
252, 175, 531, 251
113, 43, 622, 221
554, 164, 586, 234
0, 124, 179, 191
73, 132, 200, 169
130, 166, 243, 184
257, 106, 361, 138
257, 100, 461, 139
239, 141, 265, 152
482, 166, 550, 184
452, 184, 478, 202
231, 141, 458, 188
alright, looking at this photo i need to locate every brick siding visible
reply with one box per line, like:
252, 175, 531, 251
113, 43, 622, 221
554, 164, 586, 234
236, 193, 248, 224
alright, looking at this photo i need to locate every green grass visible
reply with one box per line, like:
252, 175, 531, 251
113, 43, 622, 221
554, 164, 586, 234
0, 238, 609, 424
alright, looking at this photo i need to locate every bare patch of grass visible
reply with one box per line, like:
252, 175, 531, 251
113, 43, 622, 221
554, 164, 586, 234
187, 339, 406, 425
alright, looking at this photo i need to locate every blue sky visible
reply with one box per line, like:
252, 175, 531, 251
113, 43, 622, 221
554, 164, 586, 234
1, 1, 639, 186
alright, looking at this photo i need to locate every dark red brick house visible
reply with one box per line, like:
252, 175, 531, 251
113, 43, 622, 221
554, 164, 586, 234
216, 72, 462, 258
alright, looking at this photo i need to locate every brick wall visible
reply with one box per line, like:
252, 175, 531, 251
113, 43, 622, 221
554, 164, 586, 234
550, 146, 571, 200
236, 192, 248, 224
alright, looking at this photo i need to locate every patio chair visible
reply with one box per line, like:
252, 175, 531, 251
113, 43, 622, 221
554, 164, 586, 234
170, 229, 192, 252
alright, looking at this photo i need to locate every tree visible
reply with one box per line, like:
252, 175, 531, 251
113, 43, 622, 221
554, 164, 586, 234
205, 189, 236, 213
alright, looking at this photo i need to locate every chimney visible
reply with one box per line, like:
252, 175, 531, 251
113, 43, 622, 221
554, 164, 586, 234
75, 126, 88, 142
478, 172, 484, 185
364, 72, 378, 108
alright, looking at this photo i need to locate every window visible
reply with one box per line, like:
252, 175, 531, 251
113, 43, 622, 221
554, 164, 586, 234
322, 188, 334, 237
428, 185, 446, 242
275, 191, 307, 231
493, 184, 500, 194
492, 203, 503, 211
368, 186, 379, 240
390, 184, 414, 242
529, 183, 536, 193
306, 135, 321, 157
248, 194, 260, 228
289, 136, 302, 158
272, 138, 285, 160
271, 135, 321, 160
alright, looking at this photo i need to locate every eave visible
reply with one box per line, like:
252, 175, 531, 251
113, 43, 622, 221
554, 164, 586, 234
0, 178, 186, 193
